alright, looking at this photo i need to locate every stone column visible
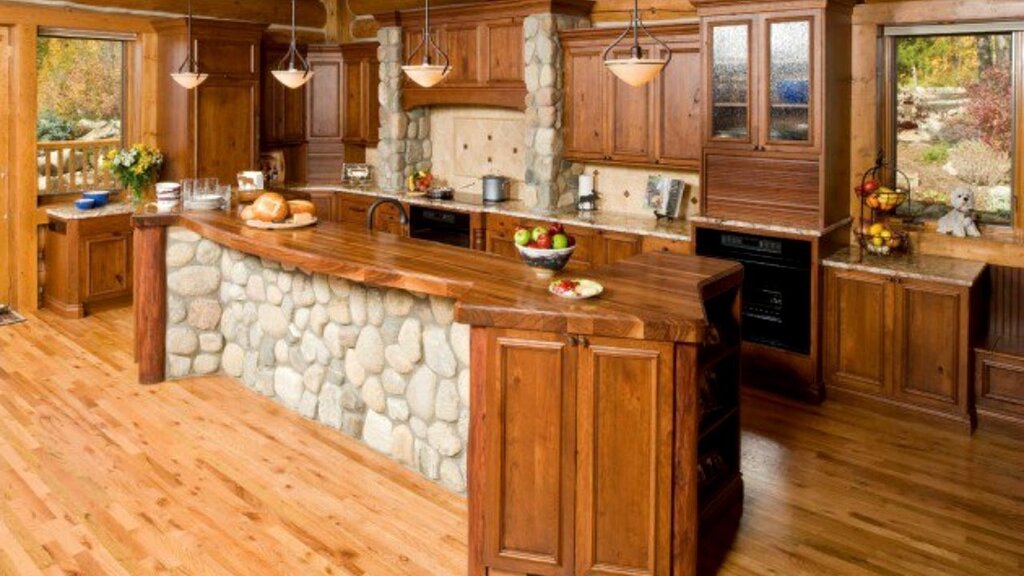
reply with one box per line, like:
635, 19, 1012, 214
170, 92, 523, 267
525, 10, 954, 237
377, 27, 433, 192
524, 14, 589, 210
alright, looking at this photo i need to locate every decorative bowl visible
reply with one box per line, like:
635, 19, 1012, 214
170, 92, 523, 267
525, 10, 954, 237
82, 191, 109, 207
74, 198, 96, 211
516, 244, 576, 279
856, 224, 908, 256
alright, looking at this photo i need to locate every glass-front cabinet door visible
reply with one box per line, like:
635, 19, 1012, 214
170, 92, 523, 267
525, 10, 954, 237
763, 15, 816, 151
707, 19, 755, 147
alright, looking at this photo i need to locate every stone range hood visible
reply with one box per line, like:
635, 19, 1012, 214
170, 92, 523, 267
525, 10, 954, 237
374, 0, 594, 210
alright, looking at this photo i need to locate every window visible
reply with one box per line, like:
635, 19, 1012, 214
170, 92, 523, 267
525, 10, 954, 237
36, 33, 127, 196
885, 25, 1022, 228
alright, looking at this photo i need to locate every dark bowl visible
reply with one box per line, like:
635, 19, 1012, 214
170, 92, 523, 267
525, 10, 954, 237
516, 244, 576, 279
74, 198, 96, 211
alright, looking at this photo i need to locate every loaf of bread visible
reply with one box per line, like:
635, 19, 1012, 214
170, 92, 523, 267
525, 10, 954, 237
251, 192, 289, 223
287, 200, 317, 217
239, 204, 257, 221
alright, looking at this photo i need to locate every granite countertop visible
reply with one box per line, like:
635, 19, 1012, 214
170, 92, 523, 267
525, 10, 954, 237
823, 247, 987, 287
690, 215, 852, 238
47, 202, 134, 221
280, 184, 692, 242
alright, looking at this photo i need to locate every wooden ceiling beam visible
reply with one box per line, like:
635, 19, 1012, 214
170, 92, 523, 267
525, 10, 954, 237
5, 0, 328, 28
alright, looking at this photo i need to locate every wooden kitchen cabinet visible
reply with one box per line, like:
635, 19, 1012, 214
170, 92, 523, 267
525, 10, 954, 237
45, 212, 133, 318
694, 0, 853, 231
335, 192, 407, 236
341, 42, 380, 147
561, 25, 701, 170
261, 43, 307, 147
155, 19, 265, 183
825, 265, 981, 429
380, 1, 584, 110
595, 230, 642, 267
475, 295, 743, 576
642, 236, 694, 256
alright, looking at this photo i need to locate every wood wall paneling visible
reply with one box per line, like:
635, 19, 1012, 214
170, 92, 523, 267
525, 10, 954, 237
0, 27, 10, 305
7, 0, 326, 28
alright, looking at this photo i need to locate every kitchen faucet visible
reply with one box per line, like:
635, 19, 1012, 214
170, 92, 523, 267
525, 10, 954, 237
366, 197, 409, 230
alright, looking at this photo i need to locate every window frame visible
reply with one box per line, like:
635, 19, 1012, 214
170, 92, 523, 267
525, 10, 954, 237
880, 23, 1024, 234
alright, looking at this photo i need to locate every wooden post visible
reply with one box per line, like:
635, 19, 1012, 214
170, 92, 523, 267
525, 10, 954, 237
133, 221, 167, 384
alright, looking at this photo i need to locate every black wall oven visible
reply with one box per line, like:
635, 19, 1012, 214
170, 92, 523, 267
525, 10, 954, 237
408, 206, 472, 249
697, 228, 812, 355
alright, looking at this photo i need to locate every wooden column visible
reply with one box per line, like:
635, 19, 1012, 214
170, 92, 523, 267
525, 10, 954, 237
133, 221, 167, 385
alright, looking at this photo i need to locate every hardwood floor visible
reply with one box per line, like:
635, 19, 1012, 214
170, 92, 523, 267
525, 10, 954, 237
0, 306, 1021, 575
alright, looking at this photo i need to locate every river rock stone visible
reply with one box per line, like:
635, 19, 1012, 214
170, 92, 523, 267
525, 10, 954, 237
167, 242, 196, 267
188, 298, 221, 331
168, 354, 191, 378
193, 354, 220, 375
222, 343, 245, 377
440, 459, 466, 493
258, 304, 289, 338
391, 425, 415, 465
199, 332, 224, 353
362, 376, 386, 412
385, 344, 414, 374
267, 284, 284, 305
168, 266, 220, 297
382, 368, 407, 395
304, 364, 325, 393
362, 410, 393, 454
327, 301, 351, 324
450, 323, 470, 366
345, 352, 366, 387
429, 297, 455, 325
274, 367, 304, 408
435, 379, 460, 422
246, 276, 266, 302
355, 326, 385, 373
407, 366, 437, 421
385, 290, 414, 316
398, 318, 422, 363
427, 422, 463, 457
167, 327, 198, 356
424, 327, 457, 378
318, 383, 343, 429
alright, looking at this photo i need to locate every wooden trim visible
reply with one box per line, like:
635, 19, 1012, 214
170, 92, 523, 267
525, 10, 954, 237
374, 0, 595, 26
0, 26, 9, 306
133, 224, 166, 384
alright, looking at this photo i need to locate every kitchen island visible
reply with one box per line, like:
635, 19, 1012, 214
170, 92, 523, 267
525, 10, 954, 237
132, 208, 743, 576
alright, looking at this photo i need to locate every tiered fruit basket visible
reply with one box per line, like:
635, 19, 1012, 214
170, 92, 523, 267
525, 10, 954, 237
855, 153, 911, 256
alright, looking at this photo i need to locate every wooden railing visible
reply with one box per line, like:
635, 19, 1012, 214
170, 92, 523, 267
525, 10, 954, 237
37, 138, 120, 195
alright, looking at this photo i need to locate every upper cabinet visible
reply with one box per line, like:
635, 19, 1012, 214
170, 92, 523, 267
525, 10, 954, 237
261, 43, 307, 147
705, 13, 818, 153
695, 0, 854, 231
341, 42, 380, 148
376, 0, 592, 111
154, 19, 266, 183
562, 25, 702, 171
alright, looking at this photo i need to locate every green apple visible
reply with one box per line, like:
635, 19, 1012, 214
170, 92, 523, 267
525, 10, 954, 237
552, 233, 570, 250
531, 226, 548, 242
514, 228, 532, 247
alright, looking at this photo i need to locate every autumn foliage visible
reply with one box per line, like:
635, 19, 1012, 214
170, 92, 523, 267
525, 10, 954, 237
36, 37, 123, 139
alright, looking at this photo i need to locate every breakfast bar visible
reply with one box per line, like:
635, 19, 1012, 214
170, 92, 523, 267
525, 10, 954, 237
132, 208, 743, 575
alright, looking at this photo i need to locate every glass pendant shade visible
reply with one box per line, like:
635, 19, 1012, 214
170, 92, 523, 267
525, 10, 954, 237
602, 0, 671, 87
402, 64, 449, 88
273, 66, 313, 89
273, 0, 314, 89
171, 72, 209, 89
605, 59, 667, 87
403, 0, 451, 88
172, 0, 207, 90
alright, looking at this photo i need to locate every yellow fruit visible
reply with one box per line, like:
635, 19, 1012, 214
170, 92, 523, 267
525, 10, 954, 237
872, 237, 883, 247
880, 230, 892, 239
869, 223, 884, 236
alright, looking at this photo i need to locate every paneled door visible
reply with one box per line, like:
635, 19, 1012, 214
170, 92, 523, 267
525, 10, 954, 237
825, 269, 891, 396
576, 337, 674, 576
0, 27, 10, 305
483, 329, 577, 576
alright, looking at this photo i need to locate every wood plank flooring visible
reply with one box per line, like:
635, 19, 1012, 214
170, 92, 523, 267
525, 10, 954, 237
0, 307, 1021, 575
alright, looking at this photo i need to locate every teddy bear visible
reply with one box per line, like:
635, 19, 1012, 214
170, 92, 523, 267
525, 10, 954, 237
937, 186, 981, 238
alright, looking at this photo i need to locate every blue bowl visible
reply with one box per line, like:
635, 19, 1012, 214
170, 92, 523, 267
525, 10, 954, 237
74, 198, 96, 211
82, 191, 110, 207
778, 80, 809, 105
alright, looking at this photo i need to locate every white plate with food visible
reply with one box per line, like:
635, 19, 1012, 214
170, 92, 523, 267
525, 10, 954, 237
240, 194, 319, 230
245, 215, 318, 230
549, 279, 604, 300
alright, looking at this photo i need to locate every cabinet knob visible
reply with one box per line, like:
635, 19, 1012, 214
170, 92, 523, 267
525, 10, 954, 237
580, 336, 590, 348
568, 335, 579, 346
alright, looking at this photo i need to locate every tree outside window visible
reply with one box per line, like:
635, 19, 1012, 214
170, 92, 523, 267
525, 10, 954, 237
893, 33, 1014, 226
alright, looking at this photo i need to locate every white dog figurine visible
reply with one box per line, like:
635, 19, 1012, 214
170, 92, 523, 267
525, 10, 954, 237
937, 187, 981, 238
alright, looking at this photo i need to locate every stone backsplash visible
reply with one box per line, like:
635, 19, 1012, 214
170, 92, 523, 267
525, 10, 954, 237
164, 227, 471, 494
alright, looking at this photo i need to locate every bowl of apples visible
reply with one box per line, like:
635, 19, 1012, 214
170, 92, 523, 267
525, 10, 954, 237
514, 223, 577, 279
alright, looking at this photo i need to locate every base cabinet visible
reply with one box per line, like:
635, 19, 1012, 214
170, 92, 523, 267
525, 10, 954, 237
825, 267, 978, 428
474, 321, 743, 576
44, 213, 133, 318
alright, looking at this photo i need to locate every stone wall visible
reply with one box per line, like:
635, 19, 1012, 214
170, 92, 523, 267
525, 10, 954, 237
524, 13, 590, 210
377, 27, 433, 192
164, 228, 471, 493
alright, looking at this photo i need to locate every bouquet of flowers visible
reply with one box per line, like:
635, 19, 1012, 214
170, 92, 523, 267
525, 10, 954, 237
102, 144, 164, 204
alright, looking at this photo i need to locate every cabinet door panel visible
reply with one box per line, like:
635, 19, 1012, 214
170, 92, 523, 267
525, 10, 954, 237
565, 48, 607, 160
894, 281, 963, 409
763, 14, 817, 151
608, 46, 655, 162
487, 19, 524, 83
443, 25, 480, 85
196, 84, 256, 183
597, 232, 642, 266
343, 59, 365, 142
658, 45, 702, 168
308, 58, 342, 141
825, 270, 890, 395
706, 19, 755, 147
577, 338, 673, 576
484, 330, 576, 576
82, 233, 131, 301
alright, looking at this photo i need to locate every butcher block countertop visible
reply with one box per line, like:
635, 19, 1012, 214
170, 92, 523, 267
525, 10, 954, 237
135, 209, 741, 344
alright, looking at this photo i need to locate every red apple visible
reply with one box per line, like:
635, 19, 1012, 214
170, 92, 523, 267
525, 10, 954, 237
536, 234, 553, 249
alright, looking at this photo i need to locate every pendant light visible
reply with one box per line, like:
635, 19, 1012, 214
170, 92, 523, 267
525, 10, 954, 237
603, 0, 672, 87
170, 0, 208, 89
272, 0, 315, 89
402, 0, 451, 88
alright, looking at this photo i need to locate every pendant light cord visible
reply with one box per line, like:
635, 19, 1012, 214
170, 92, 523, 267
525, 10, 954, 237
602, 0, 673, 67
